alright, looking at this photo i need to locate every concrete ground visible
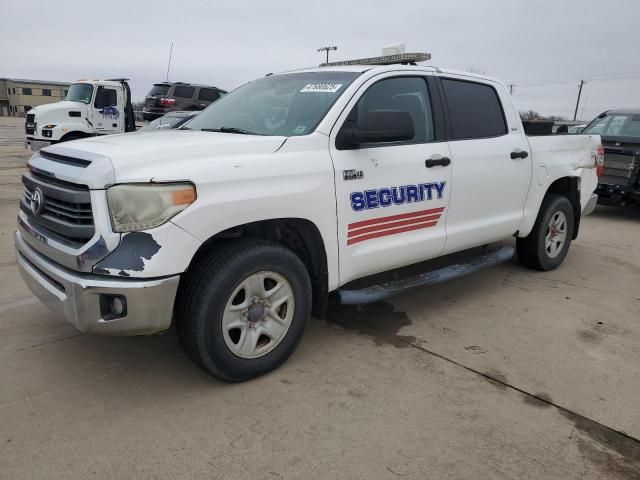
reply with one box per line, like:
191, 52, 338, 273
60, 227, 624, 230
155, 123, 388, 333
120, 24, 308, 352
0, 116, 639, 479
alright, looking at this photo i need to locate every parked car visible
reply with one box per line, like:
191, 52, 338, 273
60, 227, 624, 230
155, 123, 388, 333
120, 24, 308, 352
581, 109, 640, 206
140, 111, 198, 131
142, 82, 226, 121
16, 53, 602, 381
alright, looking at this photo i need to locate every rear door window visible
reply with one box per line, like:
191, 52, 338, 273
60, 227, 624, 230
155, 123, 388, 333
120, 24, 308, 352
148, 84, 170, 96
441, 78, 507, 140
173, 86, 195, 98
198, 88, 220, 102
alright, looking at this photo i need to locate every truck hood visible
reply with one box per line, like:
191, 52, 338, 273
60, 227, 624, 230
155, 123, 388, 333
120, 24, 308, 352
30, 101, 88, 122
34, 130, 287, 187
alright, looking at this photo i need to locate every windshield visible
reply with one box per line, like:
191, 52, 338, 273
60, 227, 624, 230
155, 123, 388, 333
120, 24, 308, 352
582, 113, 640, 139
185, 71, 360, 136
141, 114, 192, 131
65, 83, 94, 104
148, 84, 170, 97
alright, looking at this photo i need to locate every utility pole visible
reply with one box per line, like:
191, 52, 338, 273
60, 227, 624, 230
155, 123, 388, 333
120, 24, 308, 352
317, 46, 337, 63
166, 42, 174, 83
573, 80, 585, 121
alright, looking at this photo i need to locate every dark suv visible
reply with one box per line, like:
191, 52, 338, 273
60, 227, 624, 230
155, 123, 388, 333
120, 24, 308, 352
142, 82, 226, 121
581, 109, 640, 207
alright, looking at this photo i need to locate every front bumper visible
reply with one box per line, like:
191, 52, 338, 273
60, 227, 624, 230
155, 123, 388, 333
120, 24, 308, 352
582, 193, 598, 216
25, 138, 53, 152
15, 230, 179, 335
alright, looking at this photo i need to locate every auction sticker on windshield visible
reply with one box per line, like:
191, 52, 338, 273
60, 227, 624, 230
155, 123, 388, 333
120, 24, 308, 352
300, 83, 343, 93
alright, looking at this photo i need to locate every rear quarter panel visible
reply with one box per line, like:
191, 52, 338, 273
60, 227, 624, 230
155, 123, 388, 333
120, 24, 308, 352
519, 134, 600, 236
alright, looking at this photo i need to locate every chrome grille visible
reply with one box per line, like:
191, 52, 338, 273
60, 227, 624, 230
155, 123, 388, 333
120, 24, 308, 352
20, 171, 94, 243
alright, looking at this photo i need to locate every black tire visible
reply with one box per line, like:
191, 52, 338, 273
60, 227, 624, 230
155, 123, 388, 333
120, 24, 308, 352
175, 239, 312, 382
516, 194, 575, 271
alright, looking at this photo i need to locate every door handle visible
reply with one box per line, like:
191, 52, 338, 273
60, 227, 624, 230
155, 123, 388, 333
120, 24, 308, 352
425, 157, 451, 168
510, 150, 529, 159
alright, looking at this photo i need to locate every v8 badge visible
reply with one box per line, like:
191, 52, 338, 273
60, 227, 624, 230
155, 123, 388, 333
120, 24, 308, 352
343, 169, 364, 181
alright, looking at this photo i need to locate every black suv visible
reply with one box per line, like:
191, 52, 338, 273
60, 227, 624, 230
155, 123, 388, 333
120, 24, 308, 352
142, 82, 226, 121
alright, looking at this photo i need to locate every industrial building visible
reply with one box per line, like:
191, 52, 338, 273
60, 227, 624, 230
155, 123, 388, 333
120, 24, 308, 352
0, 78, 70, 117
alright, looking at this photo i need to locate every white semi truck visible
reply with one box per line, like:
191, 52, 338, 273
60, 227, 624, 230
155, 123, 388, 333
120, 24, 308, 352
15, 54, 602, 381
25, 78, 136, 151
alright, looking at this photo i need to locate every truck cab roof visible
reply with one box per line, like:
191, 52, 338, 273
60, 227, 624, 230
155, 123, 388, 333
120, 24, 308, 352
278, 64, 504, 87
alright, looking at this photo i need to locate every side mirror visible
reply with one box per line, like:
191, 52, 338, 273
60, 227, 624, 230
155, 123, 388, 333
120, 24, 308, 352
337, 110, 415, 149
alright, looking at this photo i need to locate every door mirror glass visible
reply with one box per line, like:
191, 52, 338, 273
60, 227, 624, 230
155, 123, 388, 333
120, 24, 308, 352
340, 110, 415, 147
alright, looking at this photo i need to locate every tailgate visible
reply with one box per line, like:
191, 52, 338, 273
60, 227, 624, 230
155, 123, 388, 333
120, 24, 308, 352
600, 140, 639, 186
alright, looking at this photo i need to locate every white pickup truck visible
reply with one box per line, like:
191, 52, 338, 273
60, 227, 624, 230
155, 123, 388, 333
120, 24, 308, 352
15, 54, 602, 381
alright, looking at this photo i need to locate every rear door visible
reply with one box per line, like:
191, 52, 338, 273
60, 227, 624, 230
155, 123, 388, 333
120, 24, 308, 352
438, 76, 531, 254
330, 73, 452, 284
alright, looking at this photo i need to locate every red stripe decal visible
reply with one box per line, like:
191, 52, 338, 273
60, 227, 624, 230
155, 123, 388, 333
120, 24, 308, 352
347, 220, 438, 245
348, 214, 441, 238
348, 207, 445, 229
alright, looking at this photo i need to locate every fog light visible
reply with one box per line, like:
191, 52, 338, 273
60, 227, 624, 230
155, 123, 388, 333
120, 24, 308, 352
111, 296, 126, 316
100, 294, 127, 320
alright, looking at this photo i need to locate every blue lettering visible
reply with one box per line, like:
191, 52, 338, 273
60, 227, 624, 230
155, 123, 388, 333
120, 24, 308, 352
364, 190, 379, 209
392, 186, 406, 204
406, 185, 419, 203
350, 181, 446, 211
378, 188, 392, 207
351, 192, 365, 211
421, 183, 433, 200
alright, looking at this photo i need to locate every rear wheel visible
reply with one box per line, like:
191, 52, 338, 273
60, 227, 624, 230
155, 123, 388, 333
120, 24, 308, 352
176, 240, 312, 382
516, 194, 574, 271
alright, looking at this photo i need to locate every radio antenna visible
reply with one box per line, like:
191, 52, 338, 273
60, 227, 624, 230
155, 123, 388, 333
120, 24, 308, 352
165, 42, 174, 82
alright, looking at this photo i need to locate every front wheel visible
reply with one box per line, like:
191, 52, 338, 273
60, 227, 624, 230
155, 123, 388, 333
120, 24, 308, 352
516, 194, 575, 271
175, 240, 312, 382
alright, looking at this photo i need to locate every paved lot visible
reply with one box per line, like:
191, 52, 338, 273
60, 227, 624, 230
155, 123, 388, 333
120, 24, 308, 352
1, 116, 639, 479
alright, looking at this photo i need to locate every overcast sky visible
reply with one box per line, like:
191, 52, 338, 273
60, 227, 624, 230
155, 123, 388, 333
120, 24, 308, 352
2, 0, 638, 121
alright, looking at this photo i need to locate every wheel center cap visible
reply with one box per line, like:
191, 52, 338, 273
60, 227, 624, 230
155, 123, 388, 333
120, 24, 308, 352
248, 303, 265, 323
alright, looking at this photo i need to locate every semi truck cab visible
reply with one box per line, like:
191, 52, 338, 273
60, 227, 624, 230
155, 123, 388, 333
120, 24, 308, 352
25, 78, 135, 151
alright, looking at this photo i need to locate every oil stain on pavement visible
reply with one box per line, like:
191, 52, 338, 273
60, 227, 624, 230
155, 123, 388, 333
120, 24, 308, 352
325, 301, 417, 348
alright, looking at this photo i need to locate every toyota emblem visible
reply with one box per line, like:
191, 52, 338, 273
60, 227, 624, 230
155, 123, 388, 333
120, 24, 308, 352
30, 187, 44, 215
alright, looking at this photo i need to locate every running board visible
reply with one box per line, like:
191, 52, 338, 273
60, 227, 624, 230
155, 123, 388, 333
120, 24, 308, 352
338, 245, 514, 305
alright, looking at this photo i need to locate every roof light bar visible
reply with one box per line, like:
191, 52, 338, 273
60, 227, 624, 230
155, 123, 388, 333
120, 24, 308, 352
320, 52, 431, 67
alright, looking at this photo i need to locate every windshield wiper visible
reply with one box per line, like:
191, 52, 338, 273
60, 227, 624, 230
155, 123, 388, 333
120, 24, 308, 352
201, 127, 261, 135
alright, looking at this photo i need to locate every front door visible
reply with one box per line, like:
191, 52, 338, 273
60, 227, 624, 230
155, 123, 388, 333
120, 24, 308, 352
330, 74, 452, 284
93, 86, 123, 134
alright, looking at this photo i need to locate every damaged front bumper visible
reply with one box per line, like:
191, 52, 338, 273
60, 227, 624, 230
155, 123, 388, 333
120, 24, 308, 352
15, 230, 179, 335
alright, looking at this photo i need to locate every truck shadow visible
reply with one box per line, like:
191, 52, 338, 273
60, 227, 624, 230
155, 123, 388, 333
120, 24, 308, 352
590, 204, 640, 221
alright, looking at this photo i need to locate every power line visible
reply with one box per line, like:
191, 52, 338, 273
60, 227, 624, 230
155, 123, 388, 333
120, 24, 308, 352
508, 72, 640, 88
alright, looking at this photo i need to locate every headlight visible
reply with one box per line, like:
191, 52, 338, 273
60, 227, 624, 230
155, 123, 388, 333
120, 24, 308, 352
107, 183, 196, 232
